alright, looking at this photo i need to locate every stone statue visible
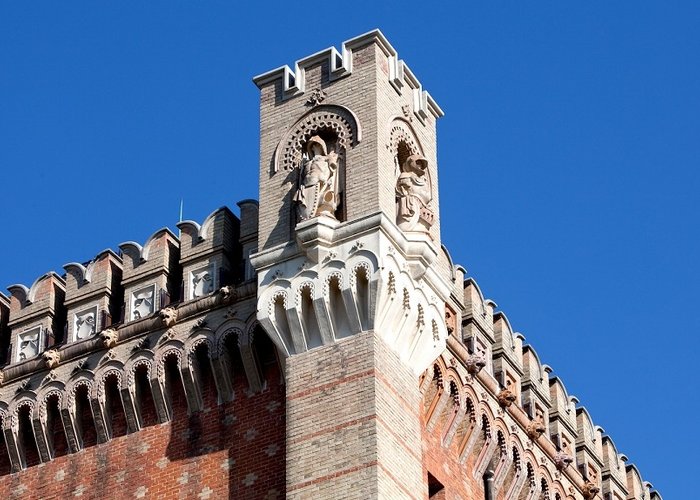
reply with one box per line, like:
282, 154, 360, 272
294, 135, 340, 221
395, 154, 434, 233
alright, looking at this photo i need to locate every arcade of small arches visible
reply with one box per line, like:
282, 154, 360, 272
421, 360, 571, 500
0, 318, 280, 473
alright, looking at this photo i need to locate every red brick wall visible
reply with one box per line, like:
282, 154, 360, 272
0, 364, 286, 499
422, 383, 484, 500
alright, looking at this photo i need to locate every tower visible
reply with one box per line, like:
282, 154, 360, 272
251, 30, 460, 497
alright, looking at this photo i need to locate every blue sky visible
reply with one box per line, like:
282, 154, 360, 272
1, 2, 698, 496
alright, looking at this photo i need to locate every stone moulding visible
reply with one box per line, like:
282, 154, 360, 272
273, 104, 362, 174
0, 282, 254, 384
252, 212, 451, 374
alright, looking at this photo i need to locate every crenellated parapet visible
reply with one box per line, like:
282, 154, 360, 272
0, 293, 9, 364
7, 273, 66, 364
0, 203, 255, 373
63, 249, 123, 343
422, 273, 662, 499
178, 206, 241, 301
119, 228, 181, 322
253, 29, 442, 122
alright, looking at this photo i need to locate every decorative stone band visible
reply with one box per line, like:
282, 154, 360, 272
252, 212, 451, 375
0, 283, 254, 385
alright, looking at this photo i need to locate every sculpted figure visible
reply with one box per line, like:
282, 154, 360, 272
101, 328, 118, 348
159, 307, 178, 327
497, 387, 517, 408
43, 349, 60, 369
396, 154, 434, 233
526, 419, 546, 440
294, 135, 340, 221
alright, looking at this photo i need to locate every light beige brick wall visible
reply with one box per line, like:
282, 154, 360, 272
285, 331, 424, 499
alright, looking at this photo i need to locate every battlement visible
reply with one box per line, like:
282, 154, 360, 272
0, 29, 661, 500
253, 29, 443, 121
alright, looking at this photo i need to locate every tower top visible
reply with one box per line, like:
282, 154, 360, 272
253, 29, 443, 120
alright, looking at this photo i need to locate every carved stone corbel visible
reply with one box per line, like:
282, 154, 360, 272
554, 451, 574, 471
465, 354, 487, 375
497, 388, 517, 408
218, 286, 236, 303
525, 420, 546, 440
42, 349, 60, 369
159, 307, 177, 327
101, 328, 118, 349
582, 481, 601, 499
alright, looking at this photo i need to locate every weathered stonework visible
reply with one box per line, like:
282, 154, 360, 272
0, 30, 661, 500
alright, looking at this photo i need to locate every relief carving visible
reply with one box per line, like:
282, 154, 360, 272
101, 328, 118, 348
526, 420, 546, 440
42, 349, 60, 369
294, 135, 340, 221
497, 388, 517, 408
159, 307, 178, 327
465, 354, 487, 375
582, 482, 601, 499
554, 451, 574, 471
396, 154, 434, 233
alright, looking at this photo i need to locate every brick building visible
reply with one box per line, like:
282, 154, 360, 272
0, 31, 661, 499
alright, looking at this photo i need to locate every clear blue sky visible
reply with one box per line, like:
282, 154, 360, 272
1, 2, 697, 496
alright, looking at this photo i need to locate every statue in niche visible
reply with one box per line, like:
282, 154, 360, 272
395, 154, 434, 233
293, 135, 340, 221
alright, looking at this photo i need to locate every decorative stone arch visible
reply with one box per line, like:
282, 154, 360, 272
125, 352, 154, 389
0, 402, 8, 430
35, 381, 68, 459
243, 320, 279, 393
184, 331, 219, 409
387, 117, 425, 177
9, 394, 37, 431
37, 381, 66, 424
123, 352, 159, 429
294, 280, 316, 308
154, 341, 185, 381
91, 362, 126, 442
153, 340, 192, 416
6, 395, 38, 470
65, 372, 95, 409
273, 104, 362, 174
215, 323, 245, 401
185, 331, 216, 369
93, 361, 125, 403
